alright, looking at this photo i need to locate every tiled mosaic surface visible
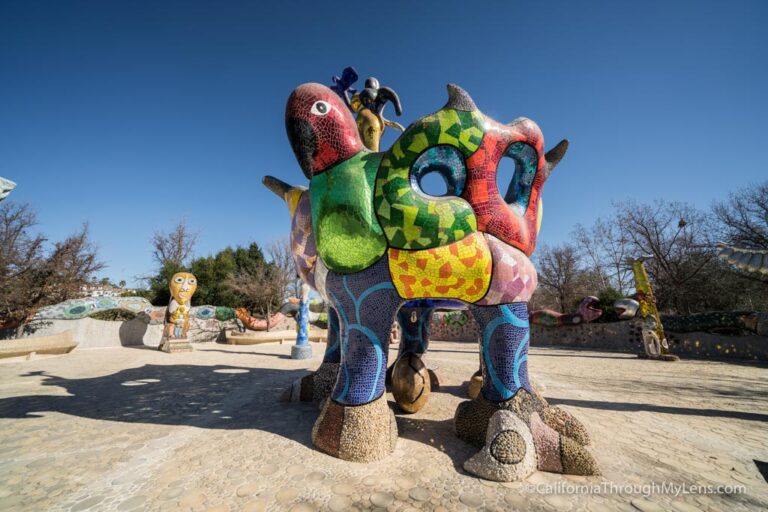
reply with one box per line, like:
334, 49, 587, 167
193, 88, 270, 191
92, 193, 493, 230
0, 341, 766, 511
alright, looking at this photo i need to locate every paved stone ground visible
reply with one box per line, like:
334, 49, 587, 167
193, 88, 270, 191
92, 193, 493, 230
0, 341, 766, 511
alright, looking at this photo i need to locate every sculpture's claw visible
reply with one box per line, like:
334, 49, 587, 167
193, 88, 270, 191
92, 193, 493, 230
540, 405, 592, 446
530, 412, 600, 476
280, 362, 339, 404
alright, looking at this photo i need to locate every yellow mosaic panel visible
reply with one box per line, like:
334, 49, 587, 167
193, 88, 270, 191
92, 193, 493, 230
388, 232, 492, 302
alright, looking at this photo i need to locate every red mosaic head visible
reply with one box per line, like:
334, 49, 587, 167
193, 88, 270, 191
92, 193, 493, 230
285, 83, 364, 178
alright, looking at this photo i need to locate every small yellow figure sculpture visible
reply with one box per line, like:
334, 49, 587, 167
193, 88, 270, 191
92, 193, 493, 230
349, 77, 404, 151
160, 272, 197, 353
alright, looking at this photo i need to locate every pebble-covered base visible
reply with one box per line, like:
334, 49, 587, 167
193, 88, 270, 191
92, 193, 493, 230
159, 338, 193, 353
291, 344, 313, 360
312, 395, 398, 462
464, 410, 536, 482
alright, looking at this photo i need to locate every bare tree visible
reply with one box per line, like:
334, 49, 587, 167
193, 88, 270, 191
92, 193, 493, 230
268, 237, 297, 301
0, 202, 103, 337
573, 218, 633, 295
224, 238, 294, 332
713, 181, 768, 249
535, 243, 586, 312
617, 200, 720, 313
151, 219, 198, 267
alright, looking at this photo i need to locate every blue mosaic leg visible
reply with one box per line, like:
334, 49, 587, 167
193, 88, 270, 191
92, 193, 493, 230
396, 306, 434, 357
322, 307, 341, 364
469, 303, 531, 402
326, 257, 403, 405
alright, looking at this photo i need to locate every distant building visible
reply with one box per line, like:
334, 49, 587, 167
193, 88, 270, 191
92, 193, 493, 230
79, 284, 124, 298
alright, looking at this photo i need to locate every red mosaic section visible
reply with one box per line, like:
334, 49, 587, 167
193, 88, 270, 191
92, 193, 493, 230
462, 117, 546, 256
285, 83, 363, 177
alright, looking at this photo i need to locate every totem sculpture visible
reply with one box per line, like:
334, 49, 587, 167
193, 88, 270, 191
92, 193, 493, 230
0, 177, 16, 201
264, 80, 599, 481
159, 272, 197, 353
630, 258, 679, 361
291, 282, 313, 359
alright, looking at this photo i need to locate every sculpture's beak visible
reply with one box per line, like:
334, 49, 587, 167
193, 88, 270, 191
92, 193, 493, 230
286, 117, 316, 179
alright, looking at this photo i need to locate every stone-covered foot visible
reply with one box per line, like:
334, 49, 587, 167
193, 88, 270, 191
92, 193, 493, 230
312, 395, 398, 462
463, 410, 536, 482
530, 381, 591, 446
454, 389, 600, 477
454, 390, 537, 448
280, 362, 339, 403
391, 353, 431, 414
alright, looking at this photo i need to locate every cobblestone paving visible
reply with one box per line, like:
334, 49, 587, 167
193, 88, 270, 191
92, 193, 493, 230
0, 341, 766, 511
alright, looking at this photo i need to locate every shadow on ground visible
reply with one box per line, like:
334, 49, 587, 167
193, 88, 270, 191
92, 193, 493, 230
547, 396, 768, 422
0, 363, 318, 444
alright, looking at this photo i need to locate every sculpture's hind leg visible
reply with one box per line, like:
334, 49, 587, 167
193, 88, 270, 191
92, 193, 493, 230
311, 257, 403, 462
282, 308, 341, 403
388, 306, 435, 413
455, 303, 598, 481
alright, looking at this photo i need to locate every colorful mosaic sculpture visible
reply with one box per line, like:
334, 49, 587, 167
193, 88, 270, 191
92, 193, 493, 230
291, 282, 313, 359
265, 80, 598, 480
160, 272, 197, 353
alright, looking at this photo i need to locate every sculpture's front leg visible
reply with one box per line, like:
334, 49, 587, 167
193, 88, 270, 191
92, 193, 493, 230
281, 308, 341, 403
312, 257, 403, 462
455, 303, 599, 481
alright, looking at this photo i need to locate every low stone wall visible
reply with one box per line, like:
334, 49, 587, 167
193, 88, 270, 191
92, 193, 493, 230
1, 315, 296, 349
428, 313, 768, 362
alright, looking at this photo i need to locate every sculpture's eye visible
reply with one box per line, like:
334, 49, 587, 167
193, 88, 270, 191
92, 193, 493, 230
310, 100, 331, 116
174, 277, 184, 284
188, 279, 196, 285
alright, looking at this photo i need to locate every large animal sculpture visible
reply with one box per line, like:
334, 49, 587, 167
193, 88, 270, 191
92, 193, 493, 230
264, 81, 599, 481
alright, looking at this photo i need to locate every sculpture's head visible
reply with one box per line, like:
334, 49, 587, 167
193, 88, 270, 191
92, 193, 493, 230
285, 83, 364, 178
613, 298, 640, 319
169, 272, 197, 304
0, 177, 16, 201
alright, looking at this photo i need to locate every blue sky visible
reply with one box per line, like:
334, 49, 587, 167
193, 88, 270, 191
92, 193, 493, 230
1, 1, 766, 287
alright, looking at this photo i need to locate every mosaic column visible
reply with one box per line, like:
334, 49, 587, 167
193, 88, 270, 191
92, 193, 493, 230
291, 282, 313, 360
